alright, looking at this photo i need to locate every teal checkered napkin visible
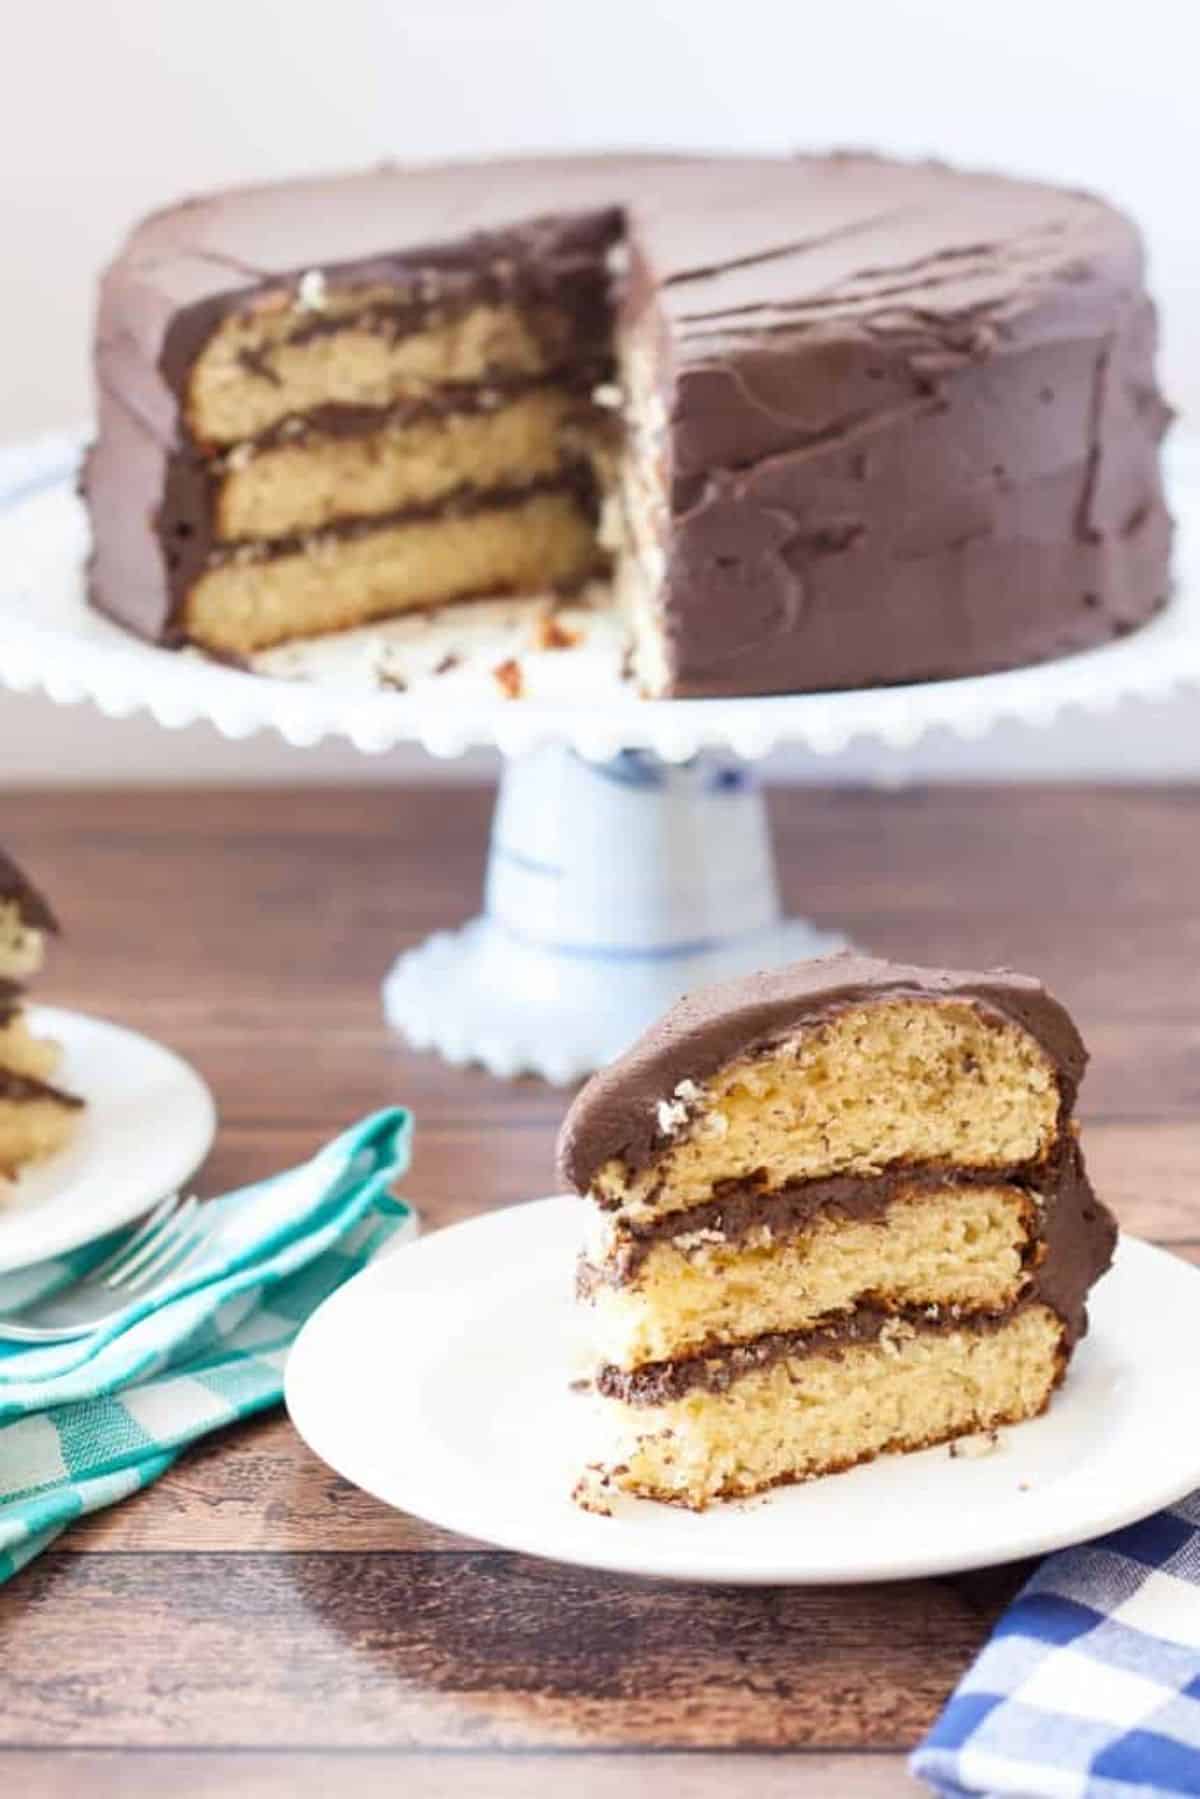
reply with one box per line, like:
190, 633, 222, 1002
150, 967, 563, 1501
0, 1107, 414, 1580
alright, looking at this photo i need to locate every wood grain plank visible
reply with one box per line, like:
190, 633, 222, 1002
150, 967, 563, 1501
66, 1416, 470, 1554
1084, 1122, 1200, 1240
0, 1750, 923, 1799
0, 1551, 1017, 1751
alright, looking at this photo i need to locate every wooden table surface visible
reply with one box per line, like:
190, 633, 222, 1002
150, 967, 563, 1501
2, 783, 1197, 1798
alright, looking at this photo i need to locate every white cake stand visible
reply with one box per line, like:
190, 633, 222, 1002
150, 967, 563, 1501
2, 429, 1198, 1083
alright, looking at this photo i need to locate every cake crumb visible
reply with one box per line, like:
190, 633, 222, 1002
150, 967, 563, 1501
572, 1466, 615, 1516
656, 1078, 706, 1138
949, 1430, 1001, 1460
532, 611, 579, 652
296, 268, 327, 311
432, 652, 461, 676
493, 658, 523, 699
591, 382, 623, 410
656, 1096, 689, 1136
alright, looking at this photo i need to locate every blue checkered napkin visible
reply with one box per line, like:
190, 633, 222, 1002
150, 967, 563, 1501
0, 1108, 414, 1580
912, 1498, 1200, 1796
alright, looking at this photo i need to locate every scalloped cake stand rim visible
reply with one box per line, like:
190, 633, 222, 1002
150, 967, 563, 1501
0, 427, 1197, 764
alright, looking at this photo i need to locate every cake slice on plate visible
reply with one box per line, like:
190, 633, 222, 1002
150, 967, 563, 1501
0, 849, 83, 1181
559, 953, 1115, 1509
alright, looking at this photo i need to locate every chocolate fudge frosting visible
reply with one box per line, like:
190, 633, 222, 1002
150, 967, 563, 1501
557, 952, 1088, 1191
85, 152, 1172, 695
0, 849, 59, 935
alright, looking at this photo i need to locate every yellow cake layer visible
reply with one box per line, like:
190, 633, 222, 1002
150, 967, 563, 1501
585, 1303, 1062, 1509
183, 490, 601, 656
0, 898, 45, 980
189, 292, 575, 445
215, 387, 591, 541
592, 999, 1060, 1223
0, 1094, 79, 1180
0, 1013, 62, 1084
585, 1184, 1037, 1371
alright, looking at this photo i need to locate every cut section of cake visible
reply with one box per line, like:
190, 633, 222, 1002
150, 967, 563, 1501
90, 200, 621, 661
558, 954, 1115, 1509
0, 849, 83, 1182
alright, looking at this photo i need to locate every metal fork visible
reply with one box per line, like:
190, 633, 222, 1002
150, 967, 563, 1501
0, 1193, 212, 1343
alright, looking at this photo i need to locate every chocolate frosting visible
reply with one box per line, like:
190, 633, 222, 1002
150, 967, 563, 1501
85, 152, 1172, 692
0, 848, 59, 935
557, 952, 1087, 1192
1034, 1141, 1116, 1341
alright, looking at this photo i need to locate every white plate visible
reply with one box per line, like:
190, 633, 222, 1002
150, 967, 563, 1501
286, 1196, 1200, 1585
0, 1006, 216, 1273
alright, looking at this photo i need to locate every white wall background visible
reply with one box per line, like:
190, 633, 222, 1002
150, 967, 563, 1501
2, 0, 1198, 784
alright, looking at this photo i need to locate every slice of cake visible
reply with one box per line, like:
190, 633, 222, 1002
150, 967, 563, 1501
85, 154, 1171, 694
559, 954, 1115, 1509
0, 850, 82, 1181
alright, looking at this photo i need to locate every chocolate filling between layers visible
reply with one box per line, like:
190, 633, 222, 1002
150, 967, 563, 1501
223, 371, 614, 455
595, 1297, 1068, 1406
581, 1140, 1113, 1352
197, 461, 604, 574
0, 1067, 83, 1108
98, 365, 615, 460
0, 980, 25, 1028
158, 209, 624, 405
252, 261, 615, 369
583, 1161, 1050, 1285
0, 850, 59, 936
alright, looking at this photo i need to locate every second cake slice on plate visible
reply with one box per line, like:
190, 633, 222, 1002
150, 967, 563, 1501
0, 848, 83, 1182
559, 953, 1116, 1510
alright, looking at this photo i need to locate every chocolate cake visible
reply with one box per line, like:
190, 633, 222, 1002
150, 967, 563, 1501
559, 953, 1115, 1508
85, 153, 1171, 697
0, 850, 82, 1181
